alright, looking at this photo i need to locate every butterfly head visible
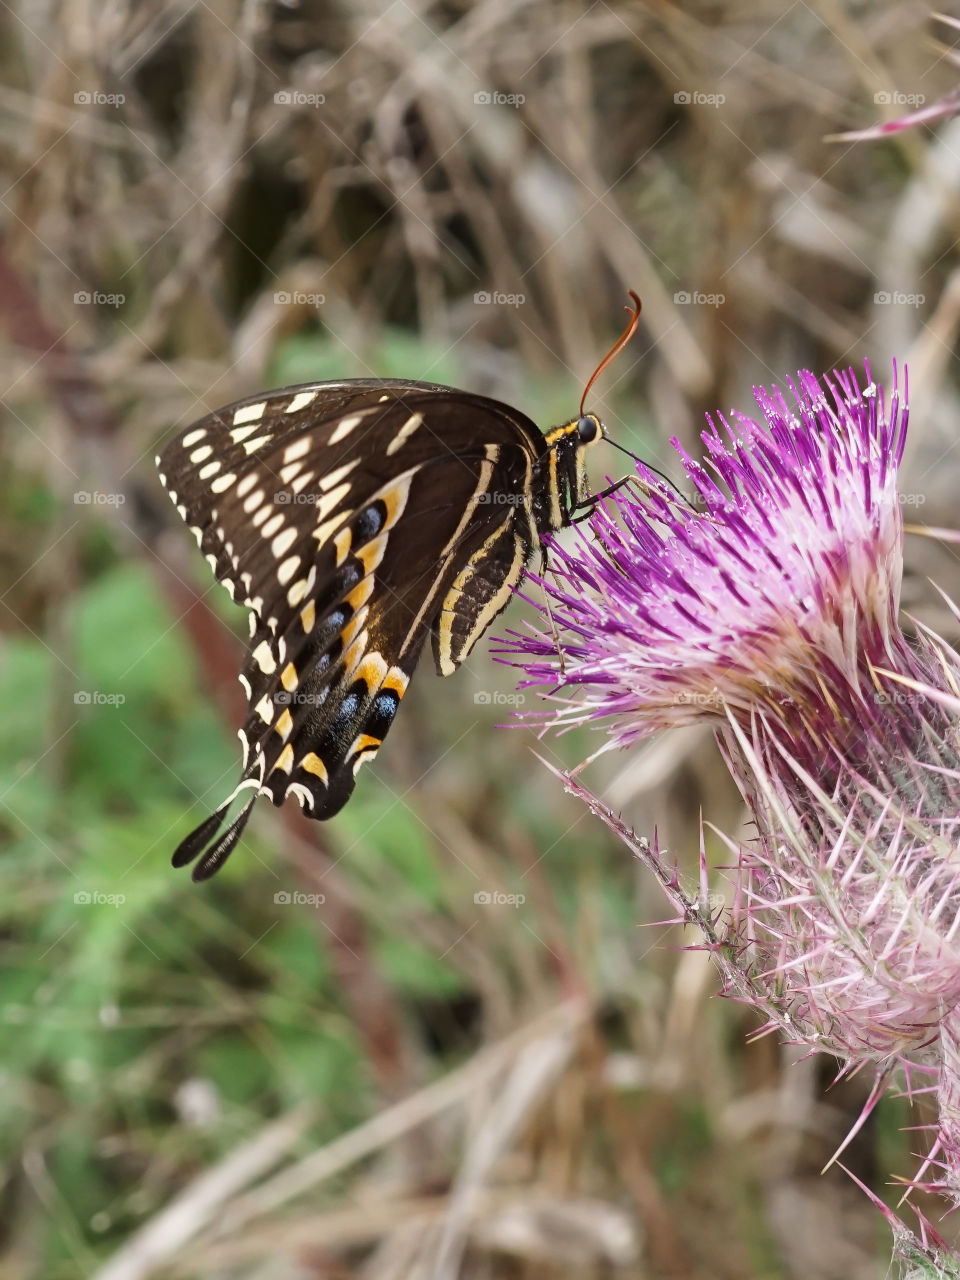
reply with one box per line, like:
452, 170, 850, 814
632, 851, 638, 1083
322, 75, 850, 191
576, 413, 602, 445
536, 412, 607, 530
545, 411, 605, 449
544, 288, 642, 524
569, 411, 606, 508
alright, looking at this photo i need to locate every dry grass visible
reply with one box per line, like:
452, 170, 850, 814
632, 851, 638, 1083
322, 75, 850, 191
3, 1, 960, 1277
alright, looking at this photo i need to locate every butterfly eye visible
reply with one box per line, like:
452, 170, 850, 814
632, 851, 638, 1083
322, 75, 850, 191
577, 415, 600, 443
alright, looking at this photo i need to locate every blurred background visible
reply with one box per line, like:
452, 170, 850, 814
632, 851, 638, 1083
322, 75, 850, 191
2, 1, 960, 1276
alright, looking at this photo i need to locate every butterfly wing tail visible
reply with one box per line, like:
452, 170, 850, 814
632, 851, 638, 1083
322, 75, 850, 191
171, 804, 231, 868
191, 798, 257, 881
171, 765, 263, 877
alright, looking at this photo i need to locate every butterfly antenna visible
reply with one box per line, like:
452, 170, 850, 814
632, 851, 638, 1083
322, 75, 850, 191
600, 436, 704, 515
579, 290, 642, 417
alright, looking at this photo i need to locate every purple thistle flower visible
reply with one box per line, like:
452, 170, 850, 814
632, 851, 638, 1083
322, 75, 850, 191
500, 364, 960, 1204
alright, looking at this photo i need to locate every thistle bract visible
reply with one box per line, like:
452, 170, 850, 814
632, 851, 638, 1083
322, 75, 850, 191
501, 365, 960, 1195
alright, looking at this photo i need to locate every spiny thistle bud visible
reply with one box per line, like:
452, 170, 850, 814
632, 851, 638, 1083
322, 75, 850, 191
500, 365, 960, 1210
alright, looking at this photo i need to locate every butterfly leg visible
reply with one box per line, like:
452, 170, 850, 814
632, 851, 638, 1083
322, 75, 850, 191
571, 473, 703, 523
569, 476, 633, 522
619, 473, 714, 518
536, 545, 568, 677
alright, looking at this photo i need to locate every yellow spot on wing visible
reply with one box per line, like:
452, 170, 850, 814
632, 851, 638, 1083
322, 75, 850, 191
340, 629, 369, 681
356, 533, 388, 576
272, 526, 297, 558
334, 526, 352, 566
287, 782, 313, 810
320, 460, 360, 491
377, 470, 416, 529
315, 512, 352, 547
291, 469, 315, 494
277, 555, 300, 585
355, 653, 388, 689
274, 708, 293, 740
210, 472, 236, 493
301, 752, 329, 783
329, 413, 365, 444
272, 743, 294, 774
241, 434, 273, 453
287, 578, 308, 606
252, 640, 276, 673
233, 401, 267, 426
283, 437, 311, 463
383, 667, 409, 698
386, 411, 424, 456
314, 481, 351, 522
339, 612, 368, 653
285, 391, 318, 413
351, 740, 380, 775
344, 576, 374, 613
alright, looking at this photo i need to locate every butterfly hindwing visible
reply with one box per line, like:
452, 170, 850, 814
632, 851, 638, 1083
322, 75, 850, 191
233, 449, 538, 821
158, 380, 544, 876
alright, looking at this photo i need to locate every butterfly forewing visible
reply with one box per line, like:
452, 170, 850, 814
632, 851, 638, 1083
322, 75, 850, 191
158, 379, 545, 877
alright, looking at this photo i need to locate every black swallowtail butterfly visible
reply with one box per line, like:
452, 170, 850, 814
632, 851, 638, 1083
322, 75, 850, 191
157, 294, 643, 879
